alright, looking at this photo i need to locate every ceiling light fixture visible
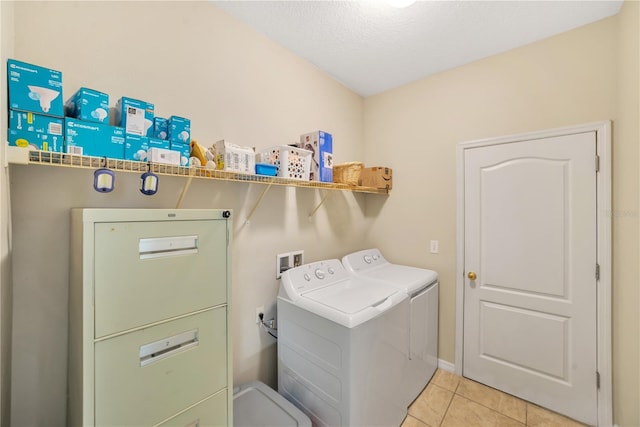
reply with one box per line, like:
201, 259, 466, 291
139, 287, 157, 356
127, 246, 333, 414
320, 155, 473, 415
384, 0, 416, 8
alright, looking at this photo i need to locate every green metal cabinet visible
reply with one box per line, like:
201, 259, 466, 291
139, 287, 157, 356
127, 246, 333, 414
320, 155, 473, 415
69, 209, 232, 427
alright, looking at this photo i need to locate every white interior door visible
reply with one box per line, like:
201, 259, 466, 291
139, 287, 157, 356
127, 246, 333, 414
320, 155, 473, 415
462, 131, 597, 425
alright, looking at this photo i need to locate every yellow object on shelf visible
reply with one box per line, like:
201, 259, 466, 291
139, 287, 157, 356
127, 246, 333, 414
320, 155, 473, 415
333, 161, 364, 186
190, 139, 208, 167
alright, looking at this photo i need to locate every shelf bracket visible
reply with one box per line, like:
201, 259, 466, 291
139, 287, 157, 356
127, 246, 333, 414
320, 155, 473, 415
175, 169, 197, 209
308, 190, 333, 219
245, 182, 273, 225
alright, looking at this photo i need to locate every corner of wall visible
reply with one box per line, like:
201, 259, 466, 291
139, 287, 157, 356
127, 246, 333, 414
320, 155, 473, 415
0, 1, 15, 425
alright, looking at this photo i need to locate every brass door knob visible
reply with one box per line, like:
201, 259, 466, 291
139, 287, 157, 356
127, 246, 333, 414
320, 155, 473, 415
467, 271, 477, 280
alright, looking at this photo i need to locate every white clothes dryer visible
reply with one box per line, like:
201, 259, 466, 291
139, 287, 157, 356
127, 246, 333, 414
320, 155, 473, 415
277, 259, 410, 427
342, 248, 439, 405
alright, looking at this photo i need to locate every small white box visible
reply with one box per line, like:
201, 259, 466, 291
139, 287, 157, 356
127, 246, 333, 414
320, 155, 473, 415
216, 140, 255, 174
147, 147, 180, 165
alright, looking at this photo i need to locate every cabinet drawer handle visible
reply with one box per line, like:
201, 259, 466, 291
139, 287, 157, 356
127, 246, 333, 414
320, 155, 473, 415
139, 235, 198, 259
139, 329, 199, 366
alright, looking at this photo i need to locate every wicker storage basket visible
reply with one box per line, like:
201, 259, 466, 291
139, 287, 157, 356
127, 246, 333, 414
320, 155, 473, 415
333, 161, 364, 185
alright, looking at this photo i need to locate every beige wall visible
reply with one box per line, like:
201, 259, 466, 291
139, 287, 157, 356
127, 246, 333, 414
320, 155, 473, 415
364, 3, 638, 426
613, 2, 640, 425
5, 1, 367, 425
0, 1, 15, 425
3, 0, 638, 426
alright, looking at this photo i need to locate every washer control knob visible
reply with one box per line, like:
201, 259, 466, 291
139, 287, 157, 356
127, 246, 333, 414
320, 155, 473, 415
315, 269, 325, 279
304, 273, 311, 281
364, 255, 372, 264
327, 267, 335, 275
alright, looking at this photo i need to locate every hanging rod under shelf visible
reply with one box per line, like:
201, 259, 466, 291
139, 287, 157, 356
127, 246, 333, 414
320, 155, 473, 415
5, 147, 390, 195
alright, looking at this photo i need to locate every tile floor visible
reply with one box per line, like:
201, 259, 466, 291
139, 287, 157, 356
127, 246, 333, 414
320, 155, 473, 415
402, 369, 588, 427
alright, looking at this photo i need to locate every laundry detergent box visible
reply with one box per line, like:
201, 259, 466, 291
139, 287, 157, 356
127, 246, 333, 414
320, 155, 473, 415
153, 117, 169, 140
65, 87, 109, 124
170, 142, 190, 166
300, 130, 333, 182
114, 96, 154, 137
7, 58, 64, 117
65, 118, 125, 159
8, 128, 64, 152
168, 115, 191, 145
125, 135, 150, 161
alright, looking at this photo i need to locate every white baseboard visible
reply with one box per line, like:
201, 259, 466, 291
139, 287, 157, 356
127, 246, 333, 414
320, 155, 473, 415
437, 359, 455, 373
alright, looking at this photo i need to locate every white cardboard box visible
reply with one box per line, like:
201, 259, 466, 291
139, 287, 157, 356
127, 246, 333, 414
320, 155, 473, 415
147, 147, 181, 165
216, 140, 255, 174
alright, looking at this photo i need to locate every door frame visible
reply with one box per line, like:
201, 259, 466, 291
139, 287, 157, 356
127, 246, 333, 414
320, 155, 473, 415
454, 121, 612, 426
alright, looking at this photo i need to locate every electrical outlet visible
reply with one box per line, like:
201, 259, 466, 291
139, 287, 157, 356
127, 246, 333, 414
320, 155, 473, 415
430, 240, 439, 254
255, 306, 264, 324
292, 250, 304, 267
276, 253, 290, 279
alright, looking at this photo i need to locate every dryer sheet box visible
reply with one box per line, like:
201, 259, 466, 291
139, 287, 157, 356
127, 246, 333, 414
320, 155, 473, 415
300, 130, 333, 182
7, 58, 64, 117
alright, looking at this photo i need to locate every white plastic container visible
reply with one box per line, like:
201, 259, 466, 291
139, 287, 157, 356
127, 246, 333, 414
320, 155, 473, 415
233, 381, 311, 427
257, 145, 312, 180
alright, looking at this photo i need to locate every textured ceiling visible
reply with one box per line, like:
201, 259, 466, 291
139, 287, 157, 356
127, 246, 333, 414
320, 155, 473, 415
213, 0, 623, 97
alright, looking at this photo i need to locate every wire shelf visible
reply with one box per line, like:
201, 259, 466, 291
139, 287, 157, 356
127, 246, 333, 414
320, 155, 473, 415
17, 150, 389, 195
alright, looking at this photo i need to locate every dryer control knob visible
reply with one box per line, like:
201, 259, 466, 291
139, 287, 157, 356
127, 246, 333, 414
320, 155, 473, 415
315, 269, 326, 279
364, 255, 372, 264
327, 267, 335, 275
304, 273, 311, 281
372, 254, 379, 261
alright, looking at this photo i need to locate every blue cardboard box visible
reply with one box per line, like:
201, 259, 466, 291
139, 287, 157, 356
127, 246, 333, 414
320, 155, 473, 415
8, 128, 64, 152
148, 137, 170, 150
114, 97, 154, 137
168, 115, 190, 144
65, 118, 125, 159
170, 142, 190, 166
153, 117, 168, 140
125, 135, 150, 161
300, 131, 333, 182
65, 87, 109, 124
7, 59, 64, 117
10, 109, 64, 136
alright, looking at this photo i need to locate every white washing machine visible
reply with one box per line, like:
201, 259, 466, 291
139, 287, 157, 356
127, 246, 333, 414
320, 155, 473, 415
342, 248, 439, 405
277, 259, 411, 427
